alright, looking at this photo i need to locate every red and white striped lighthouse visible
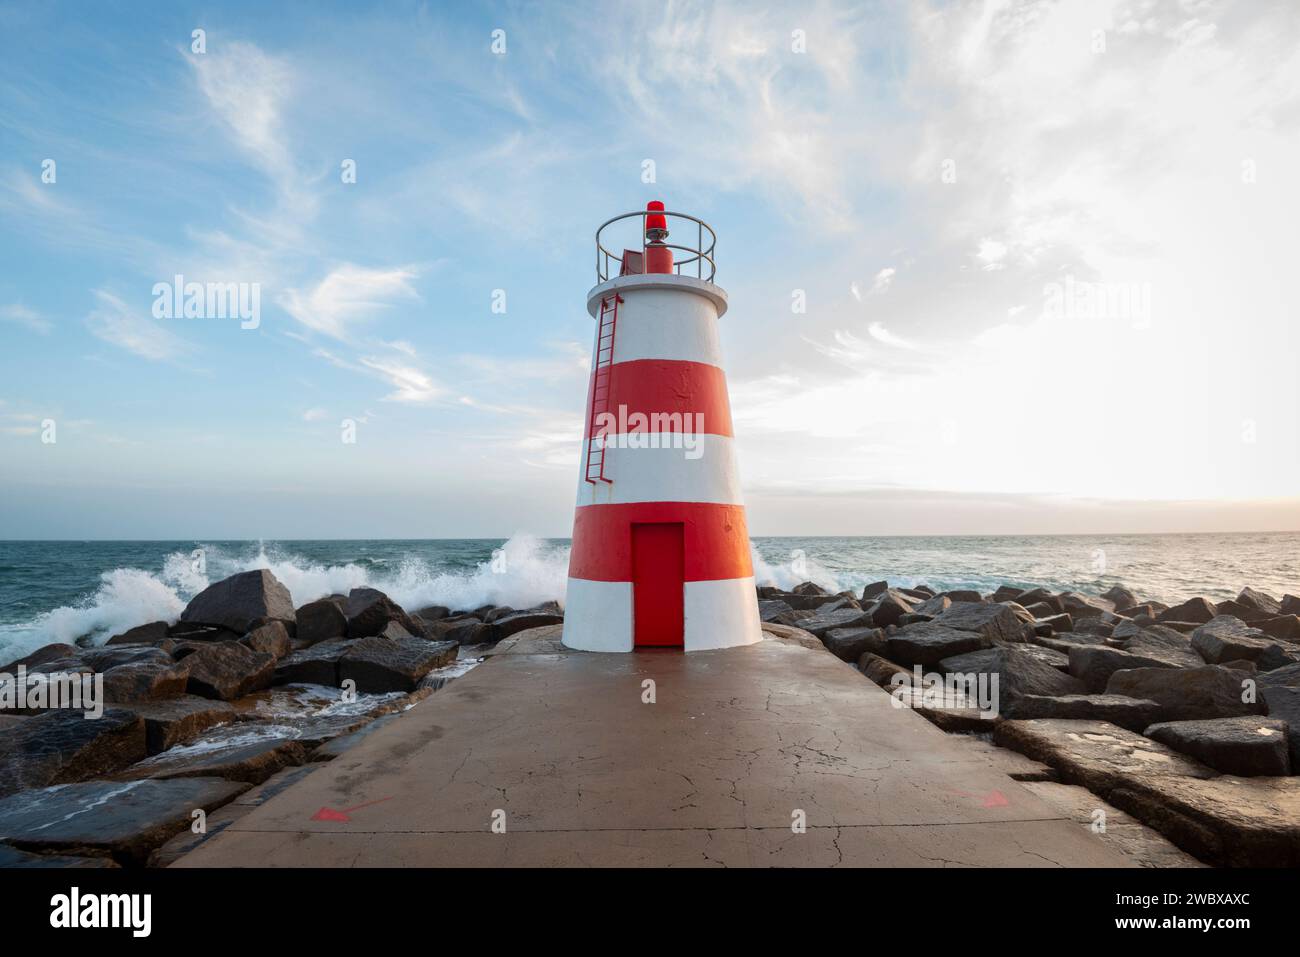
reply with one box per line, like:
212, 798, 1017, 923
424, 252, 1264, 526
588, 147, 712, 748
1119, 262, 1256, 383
563, 202, 762, 652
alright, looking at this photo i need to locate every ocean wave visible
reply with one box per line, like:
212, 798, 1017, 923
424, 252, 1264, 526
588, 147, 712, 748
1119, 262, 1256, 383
0, 534, 571, 661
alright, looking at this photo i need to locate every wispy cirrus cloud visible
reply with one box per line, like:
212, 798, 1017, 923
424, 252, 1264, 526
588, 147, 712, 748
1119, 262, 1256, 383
84, 291, 188, 361
280, 264, 420, 341
0, 303, 52, 334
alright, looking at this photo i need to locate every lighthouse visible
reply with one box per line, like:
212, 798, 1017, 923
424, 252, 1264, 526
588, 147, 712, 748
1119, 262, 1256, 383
563, 202, 762, 652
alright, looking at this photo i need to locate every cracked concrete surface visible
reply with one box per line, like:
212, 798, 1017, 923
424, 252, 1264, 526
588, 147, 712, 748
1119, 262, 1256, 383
175, 635, 1131, 867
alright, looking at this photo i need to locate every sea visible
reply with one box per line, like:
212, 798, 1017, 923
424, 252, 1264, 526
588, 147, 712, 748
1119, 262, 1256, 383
0, 532, 1296, 661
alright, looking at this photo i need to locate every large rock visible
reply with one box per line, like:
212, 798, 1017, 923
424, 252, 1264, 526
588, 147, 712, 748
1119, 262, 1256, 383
241, 620, 293, 660
0, 709, 146, 797
1237, 587, 1282, 617
1067, 644, 1182, 693
338, 635, 458, 693
293, 598, 347, 646
856, 652, 915, 689
931, 602, 1028, 644
181, 569, 294, 633
1282, 594, 1300, 617
1256, 615, 1300, 644
1008, 694, 1163, 732
994, 718, 1300, 866
796, 607, 873, 638
344, 588, 420, 639
101, 658, 191, 703
105, 620, 170, 646
491, 611, 564, 642
121, 736, 307, 785
865, 590, 914, 627
1058, 592, 1114, 620
445, 619, 494, 644
937, 646, 1085, 715
0, 642, 80, 673
882, 622, 989, 666
757, 599, 794, 622
0, 777, 249, 866
121, 696, 237, 755
1156, 596, 1217, 625
274, 638, 352, 686
1191, 616, 1300, 670
1257, 675, 1300, 770
820, 627, 884, 662
83, 644, 172, 672
1105, 665, 1266, 721
1144, 716, 1290, 776
1101, 585, 1140, 611
1114, 624, 1203, 668
182, 641, 277, 701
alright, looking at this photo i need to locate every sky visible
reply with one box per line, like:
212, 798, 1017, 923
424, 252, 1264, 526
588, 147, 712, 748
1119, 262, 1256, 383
1, 0, 1298, 539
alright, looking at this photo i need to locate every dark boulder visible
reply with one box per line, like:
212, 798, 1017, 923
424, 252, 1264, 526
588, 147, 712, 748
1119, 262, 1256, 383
1101, 585, 1140, 611
339, 635, 458, 693
242, 620, 293, 660
294, 598, 348, 645
1191, 616, 1300, 671
120, 736, 308, 786
1059, 592, 1114, 620
1145, 716, 1290, 776
857, 652, 915, 688
1237, 587, 1282, 617
1067, 645, 1182, 693
821, 627, 884, 662
758, 600, 794, 622
1007, 694, 1163, 732
0, 709, 146, 797
937, 646, 1085, 714
883, 622, 989, 667
1156, 596, 1217, 625
121, 695, 237, 755
445, 620, 494, 645
1257, 615, 1300, 644
491, 611, 565, 641
105, 621, 170, 646
0, 643, 80, 673
1115, 624, 1203, 668
273, 638, 352, 686
343, 587, 420, 639
796, 607, 873, 638
931, 602, 1028, 644
180, 569, 295, 634
792, 581, 828, 597
1105, 665, 1266, 721
414, 604, 451, 621
183, 642, 277, 700
101, 659, 191, 703
0, 777, 249, 867
866, 590, 914, 627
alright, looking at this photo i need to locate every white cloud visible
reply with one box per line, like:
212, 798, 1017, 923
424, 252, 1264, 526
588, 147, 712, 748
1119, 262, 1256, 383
0, 304, 52, 334
85, 291, 188, 361
358, 356, 442, 404
281, 264, 420, 340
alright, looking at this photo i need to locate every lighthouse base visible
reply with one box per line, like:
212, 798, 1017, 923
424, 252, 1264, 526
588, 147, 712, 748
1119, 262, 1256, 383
562, 576, 763, 652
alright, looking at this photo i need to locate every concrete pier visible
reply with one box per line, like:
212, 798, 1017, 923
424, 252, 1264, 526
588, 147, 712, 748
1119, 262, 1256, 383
176, 631, 1129, 867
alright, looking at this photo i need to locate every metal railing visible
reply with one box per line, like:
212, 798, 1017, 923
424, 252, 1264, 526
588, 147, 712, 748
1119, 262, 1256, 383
595, 208, 717, 284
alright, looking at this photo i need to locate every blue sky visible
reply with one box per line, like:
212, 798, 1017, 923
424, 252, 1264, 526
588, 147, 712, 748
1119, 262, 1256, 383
2, 0, 1298, 539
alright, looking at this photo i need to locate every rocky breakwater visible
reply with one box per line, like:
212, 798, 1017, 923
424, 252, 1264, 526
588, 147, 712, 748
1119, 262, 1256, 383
761, 579, 1300, 866
0, 569, 562, 867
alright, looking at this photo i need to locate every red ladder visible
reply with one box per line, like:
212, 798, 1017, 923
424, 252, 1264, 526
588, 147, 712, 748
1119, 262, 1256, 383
584, 294, 622, 484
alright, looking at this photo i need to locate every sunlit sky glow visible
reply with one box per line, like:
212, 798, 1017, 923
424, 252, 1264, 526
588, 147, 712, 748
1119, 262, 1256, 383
1, 0, 1297, 538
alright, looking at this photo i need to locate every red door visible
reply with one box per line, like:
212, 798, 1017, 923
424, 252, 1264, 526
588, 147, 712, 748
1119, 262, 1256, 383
632, 522, 685, 648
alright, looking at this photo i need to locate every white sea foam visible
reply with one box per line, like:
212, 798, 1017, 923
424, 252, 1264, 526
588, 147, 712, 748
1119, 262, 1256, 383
750, 544, 842, 592
0, 534, 571, 661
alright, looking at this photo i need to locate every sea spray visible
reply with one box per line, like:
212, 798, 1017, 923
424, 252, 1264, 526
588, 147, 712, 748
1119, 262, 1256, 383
0, 534, 571, 660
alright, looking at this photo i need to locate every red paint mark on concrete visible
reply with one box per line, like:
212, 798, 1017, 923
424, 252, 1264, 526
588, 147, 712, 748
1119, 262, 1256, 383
310, 796, 394, 822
